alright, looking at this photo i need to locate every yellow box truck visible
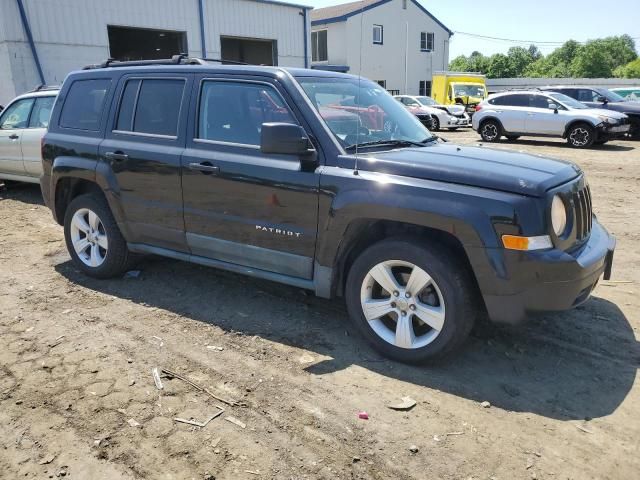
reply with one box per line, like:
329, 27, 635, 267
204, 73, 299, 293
432, 72, 488, 115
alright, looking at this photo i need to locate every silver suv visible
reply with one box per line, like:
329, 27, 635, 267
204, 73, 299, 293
0, 87, 58, 184
472, 90, 630, 148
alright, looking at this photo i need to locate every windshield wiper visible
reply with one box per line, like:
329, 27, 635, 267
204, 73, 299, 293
345, 138, 433, 151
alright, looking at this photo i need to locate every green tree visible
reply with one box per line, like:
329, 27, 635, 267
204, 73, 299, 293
570, 42, 612, 77
486, 53, 511, 78
614, 58, 640, 78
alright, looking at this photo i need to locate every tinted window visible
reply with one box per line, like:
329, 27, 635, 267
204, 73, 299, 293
490, 94, 528, 107
576, 89, 598, 102
28, 96, 56, 128
530, 94, 555, 109
115, 79, 140, 131
198, 81, 297, 146
0, 98, 34, 129
60, 79, 110, 131
133, 79, 184, 136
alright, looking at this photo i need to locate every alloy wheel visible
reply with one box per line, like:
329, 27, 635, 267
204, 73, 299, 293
482, 123, 498, 141
70, 208, 108, 267
360, 260, 446, 349
569, 127, 590, 147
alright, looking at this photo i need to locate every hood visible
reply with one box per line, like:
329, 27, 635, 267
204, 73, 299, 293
341, 143, 581, 197
440, 105, 465, 115
409, 105, 439, 116
607, 101, 640, 114
586, 108, 629, 120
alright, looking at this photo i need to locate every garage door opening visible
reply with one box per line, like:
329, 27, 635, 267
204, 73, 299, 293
221, 36, 277, 66
107, 26, 187, 61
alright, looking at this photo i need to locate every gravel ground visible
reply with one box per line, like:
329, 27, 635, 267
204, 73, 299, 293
0, 129, 638, 480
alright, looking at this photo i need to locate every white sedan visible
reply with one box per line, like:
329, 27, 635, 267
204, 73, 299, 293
395, 95, 470, 131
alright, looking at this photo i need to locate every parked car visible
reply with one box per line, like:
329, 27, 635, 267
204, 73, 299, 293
0, 86, 58, 185
610, 87, 640, 102
394, 95, 469, 130
393, 96, 435, 130
473, 90, 630, 148
540, 86, 640, 139
41, 57, 615, 364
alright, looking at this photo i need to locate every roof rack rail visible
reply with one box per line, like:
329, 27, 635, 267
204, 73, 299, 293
83, 54, 250, 70
29, 84, 60, 92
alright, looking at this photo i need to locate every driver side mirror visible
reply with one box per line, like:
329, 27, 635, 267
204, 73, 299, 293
261, 122, 315, 157
548, 103, 559, 112
596, 95, 607, 103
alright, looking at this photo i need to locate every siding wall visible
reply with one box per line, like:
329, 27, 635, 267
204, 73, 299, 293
312, 0, 450, 96
0, 0, 309, 105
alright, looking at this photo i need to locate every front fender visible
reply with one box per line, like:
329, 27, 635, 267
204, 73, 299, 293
316, 167, 540, 299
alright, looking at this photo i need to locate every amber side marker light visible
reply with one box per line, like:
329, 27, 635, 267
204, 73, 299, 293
502, 234, 552, 251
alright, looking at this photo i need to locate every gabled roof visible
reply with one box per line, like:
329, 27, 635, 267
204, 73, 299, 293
310, 0, 453, 35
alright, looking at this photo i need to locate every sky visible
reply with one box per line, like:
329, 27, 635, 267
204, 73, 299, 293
283, 0, 640, 58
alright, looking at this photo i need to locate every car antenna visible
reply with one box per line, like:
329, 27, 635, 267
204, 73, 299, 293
353, 1, 365, 176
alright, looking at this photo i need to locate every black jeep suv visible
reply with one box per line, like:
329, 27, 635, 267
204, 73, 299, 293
41, 57, 615, 364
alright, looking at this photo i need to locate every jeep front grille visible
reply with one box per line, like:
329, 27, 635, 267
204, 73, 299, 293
573, 184, 592, 241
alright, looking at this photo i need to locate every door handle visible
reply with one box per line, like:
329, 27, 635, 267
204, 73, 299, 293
8, 134, 19, 140
105, 151, 129, 162
188, 162, 220, 175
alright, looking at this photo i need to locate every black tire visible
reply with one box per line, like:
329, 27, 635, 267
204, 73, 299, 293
345, 238, 477, 364
505, 135, 520, 142
566, 122, 595, 148
64, 193, 132, 279
479, 119, 502, 142
431, 115, 440, 131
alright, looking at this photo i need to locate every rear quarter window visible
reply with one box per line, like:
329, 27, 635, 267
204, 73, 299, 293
60, 79, 111, 131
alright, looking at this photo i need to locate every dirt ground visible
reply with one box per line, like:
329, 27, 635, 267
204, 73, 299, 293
1, 130, 639, 480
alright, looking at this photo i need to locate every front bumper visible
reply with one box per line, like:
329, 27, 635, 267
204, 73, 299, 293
481, 218, 615, 324
596, 122, 631, 140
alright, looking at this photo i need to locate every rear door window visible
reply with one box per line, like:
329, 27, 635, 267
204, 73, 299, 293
60, 79, 110, 131
490, 94, 528, 107
115, 79, 185, 137
0, 98, 34, 129
28, 96, 56, 128
197, 81, 297, 146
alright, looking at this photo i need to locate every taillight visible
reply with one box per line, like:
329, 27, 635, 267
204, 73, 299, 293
475, 104, 483, 112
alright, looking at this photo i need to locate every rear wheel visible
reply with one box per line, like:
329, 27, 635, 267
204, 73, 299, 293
64, 193, 132, 278
479, 119, 502, 142
431, 116, 440, 131
345, 239, 476, 364
567, 123, 595, 148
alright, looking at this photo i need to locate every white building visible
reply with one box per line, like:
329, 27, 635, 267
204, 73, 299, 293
310, 0, 452, 96
0, 0, 312, 105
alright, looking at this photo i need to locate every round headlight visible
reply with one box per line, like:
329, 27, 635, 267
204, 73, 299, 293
551, 195, 567, 236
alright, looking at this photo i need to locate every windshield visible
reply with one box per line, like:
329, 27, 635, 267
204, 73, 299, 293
597, 88, 626, 103
452, 84, 486, 97
297, 77, 432, 150
416, 96, 437, 106
548, 92, 589, 109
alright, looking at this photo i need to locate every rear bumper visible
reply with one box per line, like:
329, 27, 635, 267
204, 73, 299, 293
479, 218, 615, 325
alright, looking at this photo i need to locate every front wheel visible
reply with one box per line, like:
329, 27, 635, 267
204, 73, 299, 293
345, 239, 476, 364
64, 193, 132, 278
479, 120, 502, 142
567, 123, 595, 148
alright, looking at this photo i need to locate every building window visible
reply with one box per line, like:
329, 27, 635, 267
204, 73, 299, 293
419, 80, 432, 96
420, 32, 434, 51
373, 25, 383, 45
376, 80, 387, 89
311, 30, 328, 62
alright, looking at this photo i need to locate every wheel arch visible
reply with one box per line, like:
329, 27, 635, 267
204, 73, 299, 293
478, 115, 503, 131
329, 219, 483, 308
563, 119, 596, 139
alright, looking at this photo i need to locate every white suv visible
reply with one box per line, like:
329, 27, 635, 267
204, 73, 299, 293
472, 90, 630, 148
0, 87, 58, 185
